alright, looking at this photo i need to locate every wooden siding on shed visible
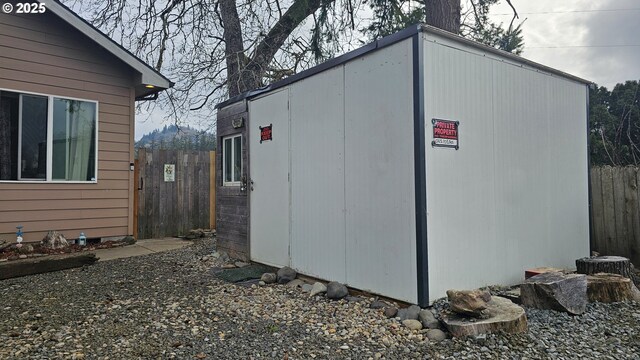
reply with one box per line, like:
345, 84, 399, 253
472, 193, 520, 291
0, 4, 136, 242
216, 101, 250, 260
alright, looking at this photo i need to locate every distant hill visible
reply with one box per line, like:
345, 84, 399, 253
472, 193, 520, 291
136, 125, 216, 150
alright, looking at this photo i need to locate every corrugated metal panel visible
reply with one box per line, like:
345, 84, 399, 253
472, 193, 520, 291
290, 67, 347, 282
344, 39, 417, 303
248, 89, 291, 268
423, 33, 589, 301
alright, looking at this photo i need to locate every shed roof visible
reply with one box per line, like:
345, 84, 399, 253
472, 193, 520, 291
216, 24, 590, 109
46, 0, 173, 100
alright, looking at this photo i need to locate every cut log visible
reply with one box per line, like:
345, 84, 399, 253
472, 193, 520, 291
0, 253, 98, 280
587, 273, 640, 303
577, 255, 640, 293
441, 296, 527, 337
520, 272, 587, 315
576, 256, 632, 278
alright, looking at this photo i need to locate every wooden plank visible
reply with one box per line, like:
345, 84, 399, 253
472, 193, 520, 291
590, 167, 605, 254
601, 166, 616, 256
210, 151, 216, 229
624, 167, 639, 263
0, 217, 128, 233
0, 208, 128, 222
613, 167, 628, 256
0, 253, 98, 280
133, 158, 139, 240
0, 189, 129, 201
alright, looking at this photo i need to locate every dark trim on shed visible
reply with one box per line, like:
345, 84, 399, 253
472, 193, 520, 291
412, 33, 429, 307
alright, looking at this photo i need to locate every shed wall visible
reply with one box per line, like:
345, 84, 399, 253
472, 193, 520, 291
422, 33, 590, 301
249, 39, 418, 302
0, 4, 136, 241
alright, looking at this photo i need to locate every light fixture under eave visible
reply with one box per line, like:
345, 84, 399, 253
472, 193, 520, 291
145, 84, 155, 89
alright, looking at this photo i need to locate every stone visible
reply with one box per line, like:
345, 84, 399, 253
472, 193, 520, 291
258, 281, 266, 286
17, 244, 34, 254
426, 329, 447, 342
301, 283, 313, 293
260, 273, 277, 284
309, 282, 327, 297
441, 296, 527, 337
370, 300, 388, 309
326, 282, 349, 300
402, 319, 423, 331
18, 255, 27, 259
41, 231, 69, 250
397, 305, 421, 321
121, 236, 136, 245
447, 289, 491, 317
286, 279, 305, 288
587, 273, 640, 303
234, 261, 250, 268
419, 309, 440, 329
276, 266, 297, 284
384, 307, 398, 318
520, 272, 587, 315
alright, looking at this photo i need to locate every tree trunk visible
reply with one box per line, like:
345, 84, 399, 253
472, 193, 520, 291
425, 0, 461, 34
219, 0, 249, 98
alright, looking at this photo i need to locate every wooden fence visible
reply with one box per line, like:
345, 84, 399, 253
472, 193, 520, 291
591, 166, 640, 265
135, 148, 215, 239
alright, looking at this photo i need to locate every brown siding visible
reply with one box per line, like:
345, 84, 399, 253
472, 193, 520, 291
0, 4, 136, 242
216, 101, 250, 260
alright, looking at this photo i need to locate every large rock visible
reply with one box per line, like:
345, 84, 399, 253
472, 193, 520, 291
41, 231, 69, 250
587, 273, 640, 303
520, 272, 587, 315
276, 266, 297, 284
326, 282, 349, 300
260, 273, 277, 284
402, 319, 423, 331
447, 289, 491, 317
309, 282, 327, 297
397, 305, 421, 321
426, 329, 447, 342
419, 309, 440, 329
441, 296, 527, 337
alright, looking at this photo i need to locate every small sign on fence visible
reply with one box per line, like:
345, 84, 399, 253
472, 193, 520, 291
164, 164, 175, 182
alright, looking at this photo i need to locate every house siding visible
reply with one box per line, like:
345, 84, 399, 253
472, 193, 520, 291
0, 3, 136, 242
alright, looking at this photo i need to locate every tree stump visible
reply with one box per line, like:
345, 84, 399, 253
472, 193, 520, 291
577, 256, 640, 289
576, 256, 632, 278
587, 273, 640, 303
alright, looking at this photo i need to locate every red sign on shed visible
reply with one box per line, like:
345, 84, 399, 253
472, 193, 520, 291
432, 119, 459, 149
260, 124, 272, 143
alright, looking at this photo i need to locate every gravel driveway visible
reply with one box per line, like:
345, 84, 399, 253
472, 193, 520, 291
1, 237, 639, 359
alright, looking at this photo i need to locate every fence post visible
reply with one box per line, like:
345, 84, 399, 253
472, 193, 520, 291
210, 151, 216, 230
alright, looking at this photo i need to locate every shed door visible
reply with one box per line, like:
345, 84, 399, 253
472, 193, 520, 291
249, 90, 290, 267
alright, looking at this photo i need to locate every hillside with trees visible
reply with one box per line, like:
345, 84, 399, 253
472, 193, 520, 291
136, 125, 216, 151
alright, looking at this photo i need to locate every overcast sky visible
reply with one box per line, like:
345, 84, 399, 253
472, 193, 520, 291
489, 0, 640, 88
135, 0, 640, 138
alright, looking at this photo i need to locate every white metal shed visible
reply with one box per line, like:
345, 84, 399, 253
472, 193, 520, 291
215, 24, 591, 306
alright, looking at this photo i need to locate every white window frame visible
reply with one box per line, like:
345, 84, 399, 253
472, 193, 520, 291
222, 134, 242, 186
0, 87, 99, 183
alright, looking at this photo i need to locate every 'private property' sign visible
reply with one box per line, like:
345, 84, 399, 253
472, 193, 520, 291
432, 119, 459, 150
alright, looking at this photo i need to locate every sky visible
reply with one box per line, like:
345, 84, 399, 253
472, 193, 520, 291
135, 0, 640, 139
488, 0, 640, 89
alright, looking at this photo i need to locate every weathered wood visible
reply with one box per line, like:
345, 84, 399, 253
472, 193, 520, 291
135, 148, 212, 239
590, 167, 604, 253
441, 297, 527, 337
576, 256, 632, 278
0, 253, 98, 280
613, 168, 627, 256
587, 273, 640, 303
210, 151, 216, 229
600, 166, 616, 256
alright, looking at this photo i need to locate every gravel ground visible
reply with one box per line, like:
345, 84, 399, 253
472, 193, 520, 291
1, 237, 639, 359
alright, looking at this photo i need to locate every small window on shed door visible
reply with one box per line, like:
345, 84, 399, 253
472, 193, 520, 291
223, 134, 242, 186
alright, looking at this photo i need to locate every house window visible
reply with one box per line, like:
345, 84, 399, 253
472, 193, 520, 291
0, 89, 97, 182
223, 134, 242, 186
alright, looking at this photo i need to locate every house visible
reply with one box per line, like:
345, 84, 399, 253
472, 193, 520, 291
0, 0, 172, 242
215, 25, 590, 305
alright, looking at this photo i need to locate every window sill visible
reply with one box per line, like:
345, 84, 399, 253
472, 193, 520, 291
223, 182, 241, 187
